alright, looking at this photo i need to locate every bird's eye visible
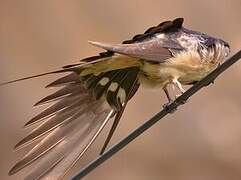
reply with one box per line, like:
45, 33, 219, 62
224, 41, 230, 48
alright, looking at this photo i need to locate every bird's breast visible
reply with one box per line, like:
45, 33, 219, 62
139, 51, 218, 88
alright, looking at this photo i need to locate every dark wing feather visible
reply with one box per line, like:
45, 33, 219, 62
100, 68, 140, 154
90, 70, 122, 100
105, 68, 130, 110
62, 18, 184, 69
88, 18, 184, 63
45, 72, 80, 88
100, 108, 124, 155
122, 17, 183, 44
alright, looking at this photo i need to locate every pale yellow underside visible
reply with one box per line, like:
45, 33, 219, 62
79, 52, 219, 89
139, 51, 218, 88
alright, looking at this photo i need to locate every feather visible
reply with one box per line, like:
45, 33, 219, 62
100, 67, 140, 153
23, 105, 113, 180
10, 98, 107, 176
0, 69, 71, 87
91, 70, 122, 100
25, 93, 85, 127
45, 109, 114, 179
45, 73, 80, 88
34, 83, 84, 106
100, 108, 124, 155
88, 40, 173, 62
15, 96, 92, 150
105, 68, 130, 110
87, 18, 186, 63
84, 73, 104, 89
122, 18, 184, 44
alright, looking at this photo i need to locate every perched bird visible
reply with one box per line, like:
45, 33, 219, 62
1, 18, 230, 179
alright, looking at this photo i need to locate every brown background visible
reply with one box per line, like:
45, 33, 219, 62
0, 0, 241, 180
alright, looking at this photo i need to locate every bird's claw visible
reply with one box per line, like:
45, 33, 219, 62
175, 94, 182, 99
162, 100, 177, 113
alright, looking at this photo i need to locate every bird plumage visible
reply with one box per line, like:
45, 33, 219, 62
1, 17, 230, 179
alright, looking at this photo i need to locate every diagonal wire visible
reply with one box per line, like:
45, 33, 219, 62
71, 50, 241, 180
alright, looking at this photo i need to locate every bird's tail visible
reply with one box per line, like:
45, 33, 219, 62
7, 54, 141, 179
0, 69, 71, 86
0, 53, 140, 87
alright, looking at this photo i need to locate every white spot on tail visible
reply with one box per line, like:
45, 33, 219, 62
109, 82, 119, 91
117, 88, 126, 103
99, 77, 109, 86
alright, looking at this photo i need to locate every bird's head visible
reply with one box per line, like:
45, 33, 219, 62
179, 26, 230, 63
204, 37, 230, 57
195, 34, 231, 64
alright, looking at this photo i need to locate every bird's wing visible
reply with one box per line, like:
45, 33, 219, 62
88, 39, 181, 63
88, 18, 184, 63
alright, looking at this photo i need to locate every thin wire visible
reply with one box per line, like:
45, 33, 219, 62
71, 50, 241, 180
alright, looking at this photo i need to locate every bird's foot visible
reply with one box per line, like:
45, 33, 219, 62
162, 100, 177, 113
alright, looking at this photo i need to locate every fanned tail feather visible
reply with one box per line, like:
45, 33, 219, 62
0, 69, 71, 87
8, 54, 141, 179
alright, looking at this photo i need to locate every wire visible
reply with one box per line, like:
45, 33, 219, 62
71, 50, 241, 180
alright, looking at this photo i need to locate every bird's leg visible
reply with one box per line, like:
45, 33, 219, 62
163, 87, 172, 103
172, 79, 185, 94
162, 86, 177, 113
172, 79, 187, 104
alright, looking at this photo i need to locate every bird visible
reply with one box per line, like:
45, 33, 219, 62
1, 17, 230, 179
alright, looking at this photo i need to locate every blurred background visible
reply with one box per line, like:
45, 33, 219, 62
0, 0, 241, 180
